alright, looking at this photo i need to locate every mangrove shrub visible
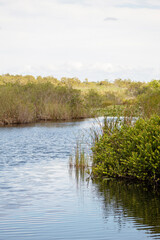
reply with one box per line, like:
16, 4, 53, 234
92, 115, 160, 183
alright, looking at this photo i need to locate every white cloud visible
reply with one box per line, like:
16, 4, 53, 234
116, 0, 160, 9
0, 0, 160, 81
104, 17, 118, 21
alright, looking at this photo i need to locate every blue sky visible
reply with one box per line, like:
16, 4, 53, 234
0, 0, 160, 82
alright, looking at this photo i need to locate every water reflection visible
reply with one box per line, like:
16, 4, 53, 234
0, 118, 94, 129
70, 163, 160, 239
92, 179, 160, 239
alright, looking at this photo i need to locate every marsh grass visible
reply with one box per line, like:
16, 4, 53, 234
68, 117, 106, 180
0, 82, 92, 125
68, 139, 95, 187
69, 141, 89, 169
0, 75, 159, 125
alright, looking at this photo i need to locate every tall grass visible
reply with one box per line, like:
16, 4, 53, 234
0, 82, 92, 125
69, 141, 89, 169
68, 140, 91, 184
0, 75, 159, 125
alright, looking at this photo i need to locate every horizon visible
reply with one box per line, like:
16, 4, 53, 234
1, 73, 160, 83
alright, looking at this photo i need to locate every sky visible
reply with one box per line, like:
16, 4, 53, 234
0, 0, 160, 82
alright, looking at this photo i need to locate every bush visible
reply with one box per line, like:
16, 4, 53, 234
137, 89, 160, 118
0, 83, 90, 125
92, 115, 160, 183
85, 89, 103, 108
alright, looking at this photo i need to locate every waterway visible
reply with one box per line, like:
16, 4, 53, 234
0, 118, 160, 240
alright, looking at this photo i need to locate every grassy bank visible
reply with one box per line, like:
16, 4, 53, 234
0, 82, 91, 125
0, 74, 159, 125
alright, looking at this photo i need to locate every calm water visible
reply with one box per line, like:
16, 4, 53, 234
0, 118, 160, 240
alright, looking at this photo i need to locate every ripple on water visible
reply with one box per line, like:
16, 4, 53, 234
0, 119, 159, 240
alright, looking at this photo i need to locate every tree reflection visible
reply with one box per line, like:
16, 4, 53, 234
93, 179, 160, 237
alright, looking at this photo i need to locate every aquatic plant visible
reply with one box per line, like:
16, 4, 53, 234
69, 141, 89, 169
92, 115, 160, 183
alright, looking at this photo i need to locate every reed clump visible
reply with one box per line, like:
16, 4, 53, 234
69, 140, 91, 184
69, 141, 89, 170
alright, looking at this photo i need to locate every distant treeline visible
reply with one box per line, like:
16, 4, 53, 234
0, 74, 160, 125
0, 82, 91, 125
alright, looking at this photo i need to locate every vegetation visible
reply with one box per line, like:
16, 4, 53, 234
1, 74, 160, 183
0, 74, 159, 124
92, 115, 160, 183
69, 141, 90, 185
136, 80, 160, 118
69, 141, 89, 170
53, 75, 160, 184
0, 82, 91, 125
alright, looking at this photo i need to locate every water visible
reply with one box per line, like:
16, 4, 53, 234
0, 118, 160, 240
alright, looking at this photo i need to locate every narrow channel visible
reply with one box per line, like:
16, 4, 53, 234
0, 118, 160, 240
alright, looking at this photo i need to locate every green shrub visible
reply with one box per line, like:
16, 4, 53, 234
92, 115, 160, 183
0, 83, 90, 125
135, 80, 160, 118
137, 89, 160, 118
85, 89, 103, 108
